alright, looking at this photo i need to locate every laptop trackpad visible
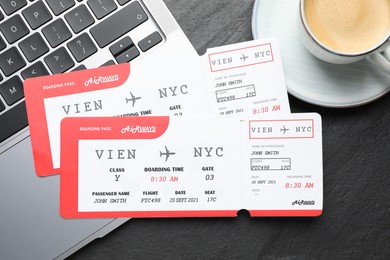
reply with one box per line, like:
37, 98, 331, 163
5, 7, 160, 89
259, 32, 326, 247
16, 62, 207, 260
0, 137, 121, 259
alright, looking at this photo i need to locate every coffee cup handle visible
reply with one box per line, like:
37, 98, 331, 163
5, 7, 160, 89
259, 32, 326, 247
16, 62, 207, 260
366, 40, 390, 75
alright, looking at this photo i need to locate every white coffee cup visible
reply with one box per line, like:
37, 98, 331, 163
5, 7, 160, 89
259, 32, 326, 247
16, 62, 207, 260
298, 0, 390, 74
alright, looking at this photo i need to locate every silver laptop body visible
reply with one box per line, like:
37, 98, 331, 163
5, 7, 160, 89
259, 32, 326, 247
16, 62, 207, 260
0, 0, 196, 258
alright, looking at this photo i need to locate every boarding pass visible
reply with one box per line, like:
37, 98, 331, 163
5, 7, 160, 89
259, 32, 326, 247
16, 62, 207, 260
60, 113, 322, 218
24, 38, 290, 176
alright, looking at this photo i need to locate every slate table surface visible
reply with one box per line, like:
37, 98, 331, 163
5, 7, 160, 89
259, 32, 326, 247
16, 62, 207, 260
69, 0, 390, 259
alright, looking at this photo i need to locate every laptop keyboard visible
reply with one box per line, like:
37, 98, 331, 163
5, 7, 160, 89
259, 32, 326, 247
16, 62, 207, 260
0, 0, 163, 144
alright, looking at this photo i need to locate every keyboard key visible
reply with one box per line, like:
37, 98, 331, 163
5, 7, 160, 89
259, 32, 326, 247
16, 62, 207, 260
0, 101, 28, 143
115, 45, 139, 63
0, 0, 27, 15
21, 61, 49, 79
72, 64, 86, 71
138, 31, 162, 52
45, 0, 75, 15
117, 0, 130, 6
0, 76, 24, 105
0, 14, 30, 44
90, 1, 148, 48
42, 19, 72, 48
67, 32, 97, 62
0, 99, 5, 112
64, 4, 94, 34
0, 35, 5, 51
109, 36, 133, 56
44, 47, 74, 74
22, 0, 53, 30
88, 0, 117, 20
100, 60, 115, 67
0, 47, 26, 76
19, 32, 49, 62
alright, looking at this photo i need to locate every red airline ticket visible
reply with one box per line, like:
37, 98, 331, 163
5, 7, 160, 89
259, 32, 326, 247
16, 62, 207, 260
60, 113, 322, 218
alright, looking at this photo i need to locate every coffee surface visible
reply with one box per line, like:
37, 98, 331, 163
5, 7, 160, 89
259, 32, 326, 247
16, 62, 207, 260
304, 0, 390, 53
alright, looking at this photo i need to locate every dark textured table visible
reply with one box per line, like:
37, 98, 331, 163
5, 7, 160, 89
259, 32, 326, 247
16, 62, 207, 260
69, 0, 390, 259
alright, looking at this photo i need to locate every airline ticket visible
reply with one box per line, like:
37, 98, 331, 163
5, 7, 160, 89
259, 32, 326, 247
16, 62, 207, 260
24, 38, 290, 176
60, 113, 322, 218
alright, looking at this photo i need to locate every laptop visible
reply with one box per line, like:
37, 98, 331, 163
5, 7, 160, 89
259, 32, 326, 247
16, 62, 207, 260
0, 0, 197, 259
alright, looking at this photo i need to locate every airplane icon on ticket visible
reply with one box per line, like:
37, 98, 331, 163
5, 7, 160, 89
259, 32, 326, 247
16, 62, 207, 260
160, 146, 175, 162
280, 125, 289, 134
125, 92, 141, 107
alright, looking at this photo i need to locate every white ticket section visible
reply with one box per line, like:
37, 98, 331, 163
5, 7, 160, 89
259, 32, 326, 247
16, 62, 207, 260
77, 117, 242, 212
242, 113, 323, 212
202, 38, 290, 119
249, 119, 315, 139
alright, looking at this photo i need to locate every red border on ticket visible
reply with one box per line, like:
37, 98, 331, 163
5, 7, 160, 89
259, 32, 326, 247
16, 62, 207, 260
249, 119, 315, 139
60, 116, 171, 218
208, 43, 274, 72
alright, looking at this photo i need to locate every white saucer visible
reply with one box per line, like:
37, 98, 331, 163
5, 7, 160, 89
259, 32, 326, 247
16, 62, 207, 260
251, 0, 390, 107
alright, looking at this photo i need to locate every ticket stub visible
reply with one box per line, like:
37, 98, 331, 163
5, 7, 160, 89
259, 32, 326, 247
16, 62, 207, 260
242, 115, 323, 216
203, 41, 288, 117
24, 38, 290, 176
60, 113, 322, 218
